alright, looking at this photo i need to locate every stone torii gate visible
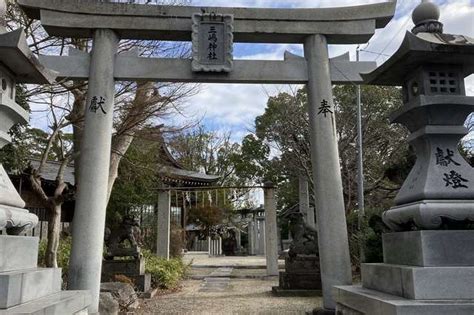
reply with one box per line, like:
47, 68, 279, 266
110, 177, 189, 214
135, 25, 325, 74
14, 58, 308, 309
17, 1, 396, 313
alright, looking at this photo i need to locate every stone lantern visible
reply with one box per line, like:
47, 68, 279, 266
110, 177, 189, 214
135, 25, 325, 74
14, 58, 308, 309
0, 3, 91, 313
335, 2, 474, 314
0, 27, 56, 234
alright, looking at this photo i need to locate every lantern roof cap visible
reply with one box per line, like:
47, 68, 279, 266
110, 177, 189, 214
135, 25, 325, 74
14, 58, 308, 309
362, 31, 474, 86
412, 1, 440, 27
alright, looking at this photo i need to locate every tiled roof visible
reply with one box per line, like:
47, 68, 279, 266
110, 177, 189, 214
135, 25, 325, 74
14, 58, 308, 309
29, 159, 75, 185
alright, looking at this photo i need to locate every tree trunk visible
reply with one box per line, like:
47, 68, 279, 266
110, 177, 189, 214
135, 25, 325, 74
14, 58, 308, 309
71, 86, 86, 188
107, 133, 135, 203
45, 202, 62, 268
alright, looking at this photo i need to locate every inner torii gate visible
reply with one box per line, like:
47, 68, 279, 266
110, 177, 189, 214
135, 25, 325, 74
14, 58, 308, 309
18, 0, 396, 313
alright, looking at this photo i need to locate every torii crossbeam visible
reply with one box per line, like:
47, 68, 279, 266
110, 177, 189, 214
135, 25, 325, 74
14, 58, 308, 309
16, 1, 397, 313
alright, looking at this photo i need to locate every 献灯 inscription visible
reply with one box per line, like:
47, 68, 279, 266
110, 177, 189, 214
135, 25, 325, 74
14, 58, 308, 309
192, 12, 234, 73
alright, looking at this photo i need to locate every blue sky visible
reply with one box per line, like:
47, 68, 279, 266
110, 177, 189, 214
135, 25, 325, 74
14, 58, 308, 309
29, 0, 474, 144
161, 0, 474, 142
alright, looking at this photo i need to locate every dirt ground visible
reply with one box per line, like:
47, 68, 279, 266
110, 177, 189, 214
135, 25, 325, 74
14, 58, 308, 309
137, 252, 322, 314
137, 278, 322, 315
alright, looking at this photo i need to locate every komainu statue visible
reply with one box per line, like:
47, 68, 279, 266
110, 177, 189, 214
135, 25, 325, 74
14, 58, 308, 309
273, 210, 322, 294
102, 215, 151, 292
104, 215, 142, 259
288, 212, 319, 258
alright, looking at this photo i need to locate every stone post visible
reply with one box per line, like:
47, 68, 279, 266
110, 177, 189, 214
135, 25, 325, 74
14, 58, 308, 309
236, 229, 241, 250
253, 217, 259, 255
207, 236, 211, 255
193, 236, 198, 251
157, 190, 171, 259
258, 219, 266, 255
264, 181, 279, 276
248, 221, 255, 255
299, 175, 315, 228
218, 236, 222, 255
68, 29, 119, 314
304, 34, 352, 311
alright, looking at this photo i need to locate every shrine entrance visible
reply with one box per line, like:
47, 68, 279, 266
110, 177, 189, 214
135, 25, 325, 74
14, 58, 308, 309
17, 0, 397, 312
155, 184, 278, 272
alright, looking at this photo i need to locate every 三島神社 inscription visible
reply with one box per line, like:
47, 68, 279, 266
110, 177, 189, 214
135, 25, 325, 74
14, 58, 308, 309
192, 12, 233, 72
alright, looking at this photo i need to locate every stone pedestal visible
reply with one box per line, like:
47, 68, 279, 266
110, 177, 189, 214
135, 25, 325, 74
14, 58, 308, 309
0, 236, 91, 314
273, 255, 322, 296
102, 257, 151, 293
383, 230, 474, 267
335, 231, 474, 314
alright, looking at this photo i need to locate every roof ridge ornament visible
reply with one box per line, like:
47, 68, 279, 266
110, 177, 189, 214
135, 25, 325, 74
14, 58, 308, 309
412, 0, 443, 35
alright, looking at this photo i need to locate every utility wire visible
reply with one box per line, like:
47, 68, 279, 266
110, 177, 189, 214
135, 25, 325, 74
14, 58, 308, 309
359, 49, 391, 58
359, 0, 414, 63
375, 14, 412, 63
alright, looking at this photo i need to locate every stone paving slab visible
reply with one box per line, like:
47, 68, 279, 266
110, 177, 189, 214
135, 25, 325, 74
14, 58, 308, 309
199, 267, 234, 292
184, 252, 285, 268
190, 261, 285, 280
209, 267, 233, 277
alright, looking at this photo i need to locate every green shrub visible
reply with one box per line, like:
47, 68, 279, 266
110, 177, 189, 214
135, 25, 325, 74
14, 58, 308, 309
142, 249, 189, 289
347, 208, 387, 270
38, 237, 72, 280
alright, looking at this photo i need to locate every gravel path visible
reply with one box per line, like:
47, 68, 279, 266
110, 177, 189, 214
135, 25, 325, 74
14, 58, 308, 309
137, 278, 322, 314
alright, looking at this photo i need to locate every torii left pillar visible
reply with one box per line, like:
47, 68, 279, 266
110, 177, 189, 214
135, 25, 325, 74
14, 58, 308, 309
68, 29, 119, 314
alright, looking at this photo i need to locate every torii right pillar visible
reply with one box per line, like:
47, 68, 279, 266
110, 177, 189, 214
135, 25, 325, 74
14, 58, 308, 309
335, 2, 474, 314
304, 34, 352, 313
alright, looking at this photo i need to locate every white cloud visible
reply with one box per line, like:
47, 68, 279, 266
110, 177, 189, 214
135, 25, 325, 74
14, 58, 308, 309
27, 0, 474, 144
181, 84, 281, 128
191, 0, 385, 8
186, 0, 474, 144
235, 43, 302, 60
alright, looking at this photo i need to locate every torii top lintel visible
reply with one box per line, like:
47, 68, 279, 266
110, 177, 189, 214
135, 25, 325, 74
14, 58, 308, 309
17, 0, 396, 44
